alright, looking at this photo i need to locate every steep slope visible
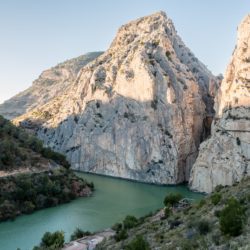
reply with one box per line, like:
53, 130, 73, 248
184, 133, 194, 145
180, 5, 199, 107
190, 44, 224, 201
0, 52, 103, 120
96, 177, 250, 250
14, 12, 219, 184
190, 15, 250, 193
0, 115, 93, 221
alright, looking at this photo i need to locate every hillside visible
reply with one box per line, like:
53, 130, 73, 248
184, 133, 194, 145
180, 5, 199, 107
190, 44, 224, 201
0, 115, 68, 173
0, 52, 103, 120
0, 115, 93, 221
13, 12, 219, 185
96, 177, 250, 249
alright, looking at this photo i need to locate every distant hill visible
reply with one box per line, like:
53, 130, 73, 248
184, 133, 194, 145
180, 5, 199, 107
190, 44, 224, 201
0, 115, 68, 172
0, 52, 103, 120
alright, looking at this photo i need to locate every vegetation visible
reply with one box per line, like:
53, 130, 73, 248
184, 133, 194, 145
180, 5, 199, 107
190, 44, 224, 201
125, 235, 150, 250
33, 231, 64, 250
197, 219, 210, 235
0, 168, 93, 221
219, 197, 245, 236
123, 215, 138, 229
164, 193, 183, 207
0, 115, 94, 221
0, 115, 69, 170
97, 178, 250, 249
112, 215, 141, 242
211, 192, 222, 205
70, 228, 91, 241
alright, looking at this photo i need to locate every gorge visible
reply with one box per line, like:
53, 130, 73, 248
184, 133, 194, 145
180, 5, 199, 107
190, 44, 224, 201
4, 12, 220, 187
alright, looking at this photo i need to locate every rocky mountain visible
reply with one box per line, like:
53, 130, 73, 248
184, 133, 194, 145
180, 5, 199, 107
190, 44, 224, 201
13, 12, 219, 184
0, 52, 103, 120
190, 15, 250, 193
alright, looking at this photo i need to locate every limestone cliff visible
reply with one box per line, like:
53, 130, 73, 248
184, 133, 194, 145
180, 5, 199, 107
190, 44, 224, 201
0, 52, 102, 120
14, 12, 218, 184
190, 15, 250, 193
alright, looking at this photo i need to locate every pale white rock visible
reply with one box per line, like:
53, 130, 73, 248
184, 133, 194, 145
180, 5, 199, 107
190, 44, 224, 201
14, 12, 218, 184
190, 15, 250, 193
0, 52, 102, 120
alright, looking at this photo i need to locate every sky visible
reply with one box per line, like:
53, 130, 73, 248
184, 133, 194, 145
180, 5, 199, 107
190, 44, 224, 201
0, 0, 249, 104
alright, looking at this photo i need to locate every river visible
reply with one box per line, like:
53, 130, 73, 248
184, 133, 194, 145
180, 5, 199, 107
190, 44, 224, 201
0, 173, 203, 250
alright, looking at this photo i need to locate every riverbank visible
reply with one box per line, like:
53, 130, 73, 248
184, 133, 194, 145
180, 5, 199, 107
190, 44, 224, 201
0, 172, 203, 250
96, 177, 250, 249
63, 229, 115, 250
0, 168, 93, 222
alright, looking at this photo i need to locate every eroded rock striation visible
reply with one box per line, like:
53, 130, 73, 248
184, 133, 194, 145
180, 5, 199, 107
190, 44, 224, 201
190, 15, 250, 193
0, 52, 102, 120
14, 12, 218, 184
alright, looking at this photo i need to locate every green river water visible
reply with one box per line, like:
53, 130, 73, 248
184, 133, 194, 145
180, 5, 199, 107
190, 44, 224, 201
0, 173, 203, 250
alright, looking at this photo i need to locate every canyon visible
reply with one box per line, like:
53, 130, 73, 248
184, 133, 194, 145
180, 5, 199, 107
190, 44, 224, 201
7, 12, 219, 185
0, 12, 249, 192
189, 14, 250, 192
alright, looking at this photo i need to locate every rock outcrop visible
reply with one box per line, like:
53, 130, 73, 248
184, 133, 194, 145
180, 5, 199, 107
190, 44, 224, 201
190, 15, 250, 193
14, 12, 218, 184
0, 52, 102, 120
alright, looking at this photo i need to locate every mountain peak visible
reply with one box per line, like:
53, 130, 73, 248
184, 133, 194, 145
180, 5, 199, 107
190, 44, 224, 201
110, 11, 175, 49
13, 12, 218, 185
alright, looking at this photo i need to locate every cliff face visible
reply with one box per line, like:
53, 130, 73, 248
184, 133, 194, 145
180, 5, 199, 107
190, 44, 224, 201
14, 12, 218, 184
190, 15, 250, 193
0, 52, 102, 120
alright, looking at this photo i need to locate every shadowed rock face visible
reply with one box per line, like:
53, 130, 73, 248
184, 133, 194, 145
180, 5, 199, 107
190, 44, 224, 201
190, 15, 250, 193
0, 52, 103, 120
14, 12, 218, 184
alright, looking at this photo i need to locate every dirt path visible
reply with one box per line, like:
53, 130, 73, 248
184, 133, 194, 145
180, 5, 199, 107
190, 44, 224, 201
63, 229, 115, 250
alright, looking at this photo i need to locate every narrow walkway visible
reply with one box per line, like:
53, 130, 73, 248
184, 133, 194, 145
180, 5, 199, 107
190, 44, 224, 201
62, 229, 115, 250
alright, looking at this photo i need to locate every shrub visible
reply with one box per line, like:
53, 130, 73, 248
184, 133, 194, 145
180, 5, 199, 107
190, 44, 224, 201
70, 228, 91, 241
33, 231, 64, 250
151, 99, 158, 110
197, 199, 206, 208
164, 206, 172, 218
214, 185, 224, 192
115, 229, 128, 242
219, 198, 245, 236
164, 193, 183, 207
211, 193, 222, 205
123, 215, 138, 229
197, 220, 210, 235
125, 235, 150, 250
112, 223, 122, 232
165, 51, 172, 61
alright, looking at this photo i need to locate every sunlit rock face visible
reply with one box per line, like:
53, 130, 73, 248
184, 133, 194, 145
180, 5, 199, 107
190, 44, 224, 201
0, 52, 102, 120
14, 12, 218, 184
190, 15, 250, 193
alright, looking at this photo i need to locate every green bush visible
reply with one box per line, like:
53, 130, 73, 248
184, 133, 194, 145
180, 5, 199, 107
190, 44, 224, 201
164, 193, 183, 207
197, 199, 206, 208
115, 229, 128, 242
70, 228, 91, 241
219, 198, 245, 236
197, 220, 210, 235
125, 235, 150, 250
214, 185, 224, 192
0, 115, 70, 170
164, 206, 172, 218
123, 215, 138, 229
112, 223, 122, 232
33, 231, 64, 250
211, 193, 222, 205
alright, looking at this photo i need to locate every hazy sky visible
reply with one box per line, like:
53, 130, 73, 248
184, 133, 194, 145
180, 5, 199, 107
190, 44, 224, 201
0, 0, 249, 104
